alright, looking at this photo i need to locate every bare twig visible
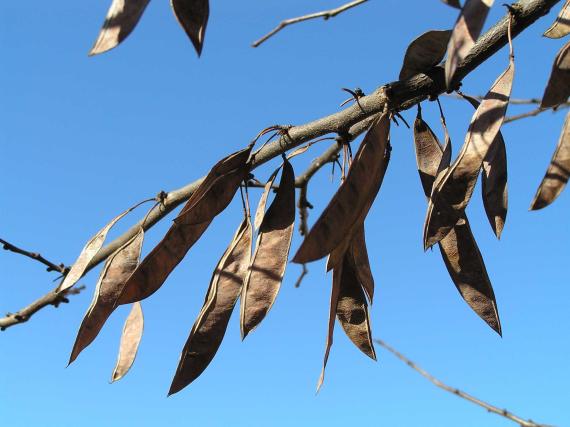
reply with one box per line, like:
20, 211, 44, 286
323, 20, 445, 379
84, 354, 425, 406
252, 0, 369, 47
0, 238, 69, 275
375, 339, 553, 427
504, 102, 570, 123
0, 286, 85, 330
1, 0, 561, 330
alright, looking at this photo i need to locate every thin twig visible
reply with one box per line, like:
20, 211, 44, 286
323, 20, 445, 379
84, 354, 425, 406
0, 238, 69, 275
0, 285, 85, 331
1, 0, 561, 330
252, 0, 369, 47
375, 339, 553, 427
504, 102, 570, 123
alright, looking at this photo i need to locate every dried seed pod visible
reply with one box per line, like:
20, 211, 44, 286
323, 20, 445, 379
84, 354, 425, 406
349, 225, 375, 303
171, 0, 209, 56
399, 30, 452, 80
543, 0, 570, 39
541, 40, 570, 109
441, 0, 462, 8
293, 114, 390, 264
316, 264, 342, 393
69, 228, 144, 364
111, 302, 144, 382
461, 94, 508, 238
58, 203, 142, 293
169, 217, 252, 395
241, 159, 295, 338
336, 252, 376, 360
89, 0, 150, 56
254, 167, 280, 230
118, 146, 252, 305
425, 54, 514, 249
530, 112, 570, 210
445, 0, 495, 88
414, 111, 501, 334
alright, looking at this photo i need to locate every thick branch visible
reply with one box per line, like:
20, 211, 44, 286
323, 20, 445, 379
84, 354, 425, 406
252, 0, 369, 48
375, 339, 552, 427
1, 0, 561, 330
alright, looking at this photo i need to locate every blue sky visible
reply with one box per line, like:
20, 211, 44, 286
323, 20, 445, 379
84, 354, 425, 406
1, 1, 568, 426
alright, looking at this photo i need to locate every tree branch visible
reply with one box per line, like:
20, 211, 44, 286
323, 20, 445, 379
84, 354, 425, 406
1, 0, 561, 330
375, 339, 553, 427
0, 238, 69, 275
252, 0, 369, 48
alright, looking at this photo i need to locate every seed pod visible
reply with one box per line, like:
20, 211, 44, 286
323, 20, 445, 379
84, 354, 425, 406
241, 159, 295, 338
441, 0, 462, 8
461, 94, 508, 238
89, 0, 150, 56
530, 112, 570, 210
399, 30, 452, 80
543, 0, 570, 39
169, 216, 252, 395
445, 0, 495, 88
69, 228, 144, 364
118, 146, 252, 305
293, 114, 390, 264
336, 252, 376, 360
171, 0, 209, 56
414, 111, 501, 334
254, 167, 280, 230
425, 54, 514, 249
111, 302, 144, 382
541, 40, 570, 109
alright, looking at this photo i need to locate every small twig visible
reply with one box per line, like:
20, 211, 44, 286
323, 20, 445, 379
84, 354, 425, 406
504, 103, 570, 123
0, 238, 69, 275
375, 339, 553, 427
294, 264, 309, 288
252, 0, 369, 48
0, 285, 86, 331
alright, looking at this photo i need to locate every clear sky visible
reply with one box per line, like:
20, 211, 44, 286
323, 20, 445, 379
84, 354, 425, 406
1, 1, 568, 426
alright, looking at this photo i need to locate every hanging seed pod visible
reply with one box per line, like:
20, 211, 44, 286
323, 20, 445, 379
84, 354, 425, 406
111, 302, 144, 382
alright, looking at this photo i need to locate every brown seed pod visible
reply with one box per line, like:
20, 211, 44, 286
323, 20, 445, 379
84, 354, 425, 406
111, 302, 144, 382
171, 0, 209, 56
399, 30, 452, 81
541, 40, 570, 109
543, 0, 570, 39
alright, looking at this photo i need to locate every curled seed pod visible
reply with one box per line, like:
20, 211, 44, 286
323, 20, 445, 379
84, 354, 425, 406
89, 0, 150, 56
445, 0, 495, 88
530, 112, 570, 210
171, 0, 209, 56
399, 30, 452, 81
425, 52, 514, 249
543, 0, 570, 39
111, 302, 144, 382
241, 159, 295, 338
293, 114, 391, 264
461, 94, 508, 238
413, 111, 501, 334
254, 167, 281, 230
541, 40, 570, 109
118, 146, 252, 305
169, 216, 252, 395
69, 228, 144, 365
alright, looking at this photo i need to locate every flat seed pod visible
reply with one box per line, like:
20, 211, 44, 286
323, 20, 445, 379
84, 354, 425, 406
69, 228, 144, 364
445, 0, 494, 88
530, 112, 570, 210
316, 264, 342, 393
89, 0, 150, 56
169, 217, 252, 395
442, 0, 462, 7
413, 111, 501, 334
461, 94, 508, 238
240, 159, 295, 338
58, 205, 137, 293
349, 225, 375, 303
541, 40, 570, 109
118, 147, 252, 305
544, 0, 570, 39
111, 302, 144, 382
171, 0, 209, 56
254, 167, 281, 230
293, 114, 390, 264
336, 253, 376, 359
424, 56, 514, 249
399, 30, 452, 80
